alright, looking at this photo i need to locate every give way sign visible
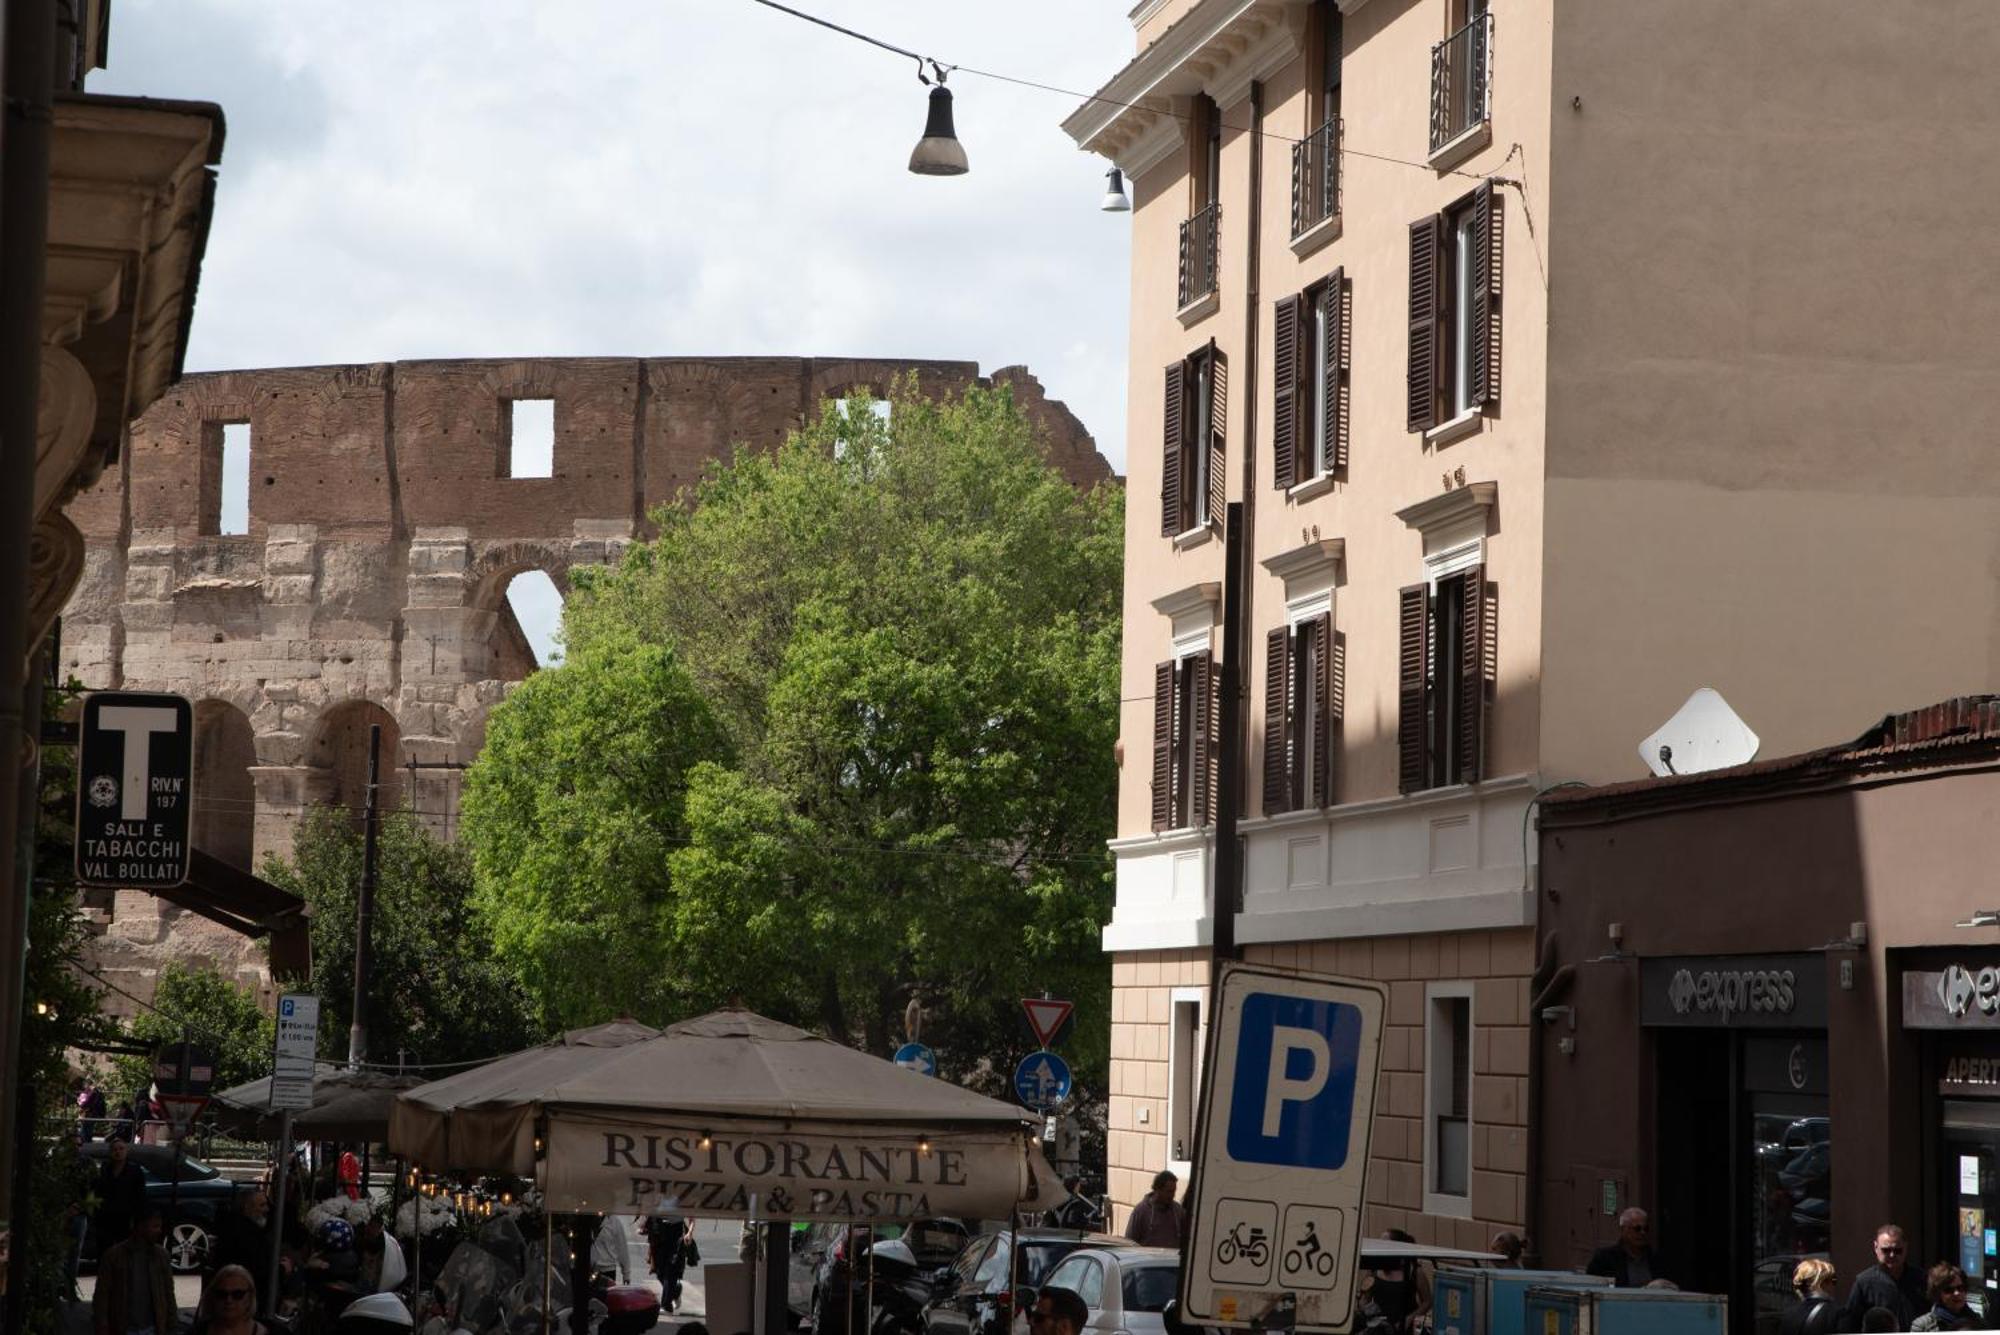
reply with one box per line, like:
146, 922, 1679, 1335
1180, 962, 1385, 1333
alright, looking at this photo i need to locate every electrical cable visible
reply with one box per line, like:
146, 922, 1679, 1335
744, 0, 1496, 181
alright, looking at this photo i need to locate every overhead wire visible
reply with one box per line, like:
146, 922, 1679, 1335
744, 0, 1497, 181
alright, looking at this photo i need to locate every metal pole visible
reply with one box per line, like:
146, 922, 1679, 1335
0, 0, 56, 1276
265, 1110, 293, 1322
542, 1208, 552, 1335
347, 724, 382, 1068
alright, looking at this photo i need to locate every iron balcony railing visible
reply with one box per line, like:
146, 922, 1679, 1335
1178, 202, 1220, 311
1290, 116, 1342, 238
1429, 11, 1493, 154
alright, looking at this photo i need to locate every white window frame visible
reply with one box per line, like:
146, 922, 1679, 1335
1422, 981, 1474, 1218
1167, 986, 1205, 1180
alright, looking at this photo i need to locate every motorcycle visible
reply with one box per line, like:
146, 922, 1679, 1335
863, 1238, 934, 1335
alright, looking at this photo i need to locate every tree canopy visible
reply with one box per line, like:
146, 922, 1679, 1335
263, 807, 540, 1064
464, 382, 1122, 1081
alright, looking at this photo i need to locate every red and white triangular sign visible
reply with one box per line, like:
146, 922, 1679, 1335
158, 1093, 208, 1140
1022, 998, 1074, 1049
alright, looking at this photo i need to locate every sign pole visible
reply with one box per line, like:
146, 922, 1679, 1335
264, 1108, 292, 1321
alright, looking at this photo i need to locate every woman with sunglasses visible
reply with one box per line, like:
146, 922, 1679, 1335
1911, 1264, 1978, 1332
194, 1264, 271, 1335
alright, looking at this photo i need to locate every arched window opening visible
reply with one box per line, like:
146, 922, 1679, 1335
192, 700, 257, 870
501, 569, 565, 673
307, 701, 404, 828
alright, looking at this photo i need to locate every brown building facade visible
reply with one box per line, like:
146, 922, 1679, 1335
1534, 698, 2000, 1335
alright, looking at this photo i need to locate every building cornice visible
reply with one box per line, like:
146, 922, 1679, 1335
1062, 0, 1309, 171
1150, 581, 1223, 620
1259, 537, 1344, 586
1395, 480, 1497, 535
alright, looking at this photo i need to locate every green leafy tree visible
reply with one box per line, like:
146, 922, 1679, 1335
113, 963, 273, 1095
474, 380, 1121, 1082
17, 682, 124, 1321
262, 808, 539, 1064
461, 641, 730, 1029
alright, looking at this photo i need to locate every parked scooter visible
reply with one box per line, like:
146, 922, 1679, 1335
865, 1239, 935, 1335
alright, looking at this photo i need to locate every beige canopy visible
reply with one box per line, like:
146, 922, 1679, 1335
212, 1066, 423, 1143
389, 1009, 1067, 1223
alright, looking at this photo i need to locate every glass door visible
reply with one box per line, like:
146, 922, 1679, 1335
1942, 1101, 2000, 1320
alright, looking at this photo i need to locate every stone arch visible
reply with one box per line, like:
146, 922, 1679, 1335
192, 699, 258, 870
466, 542, 575, 679
305, 699, 405, 826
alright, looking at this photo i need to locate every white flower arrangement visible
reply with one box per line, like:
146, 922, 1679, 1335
394, 1192, 458, 1238
306, 1194, 376, 1233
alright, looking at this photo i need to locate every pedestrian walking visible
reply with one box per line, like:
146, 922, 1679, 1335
645, 1212, 688, 1313
1122, 1170, 1187, 1248
1587, 1208, 1665, 1288
93, 1206, 177, 1335
1910, 1264, 1977, 1332
93, 1136, 148, 1251
1778, 1259, 1845, 1335
1845, 1225, 1926, 1330
1489, 1232, 1526, 1269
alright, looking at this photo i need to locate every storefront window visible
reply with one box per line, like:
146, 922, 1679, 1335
1941, 1101, 2000, 1319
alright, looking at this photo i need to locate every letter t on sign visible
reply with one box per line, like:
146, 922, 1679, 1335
97, 706, 179, 820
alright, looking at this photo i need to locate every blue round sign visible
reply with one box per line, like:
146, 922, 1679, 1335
893, 1042, 937, 1076
1013, 1050, 1073, 1111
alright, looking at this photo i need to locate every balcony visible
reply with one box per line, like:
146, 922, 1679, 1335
1289, 116, 1342, 255
1429, 11, 1493, 167
1177, 202, 1220, 323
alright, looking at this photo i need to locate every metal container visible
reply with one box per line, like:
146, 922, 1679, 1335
1434, 1269, 1614, 1335
1524, 1285, 1727, 1335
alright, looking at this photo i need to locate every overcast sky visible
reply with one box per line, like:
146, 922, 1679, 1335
95, 1, 1136, 663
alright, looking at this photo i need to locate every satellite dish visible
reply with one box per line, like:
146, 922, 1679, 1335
1638, 688, 1760, 777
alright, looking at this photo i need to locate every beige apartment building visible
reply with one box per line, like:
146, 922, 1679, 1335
1066, 0, 2000, 1253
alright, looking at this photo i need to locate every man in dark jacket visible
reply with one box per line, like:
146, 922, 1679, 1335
93, 1207, 175, 1335
1844, 1224, 1926, 1330
93, 1137, 148, 1251
1587, 1208, 1664, 1288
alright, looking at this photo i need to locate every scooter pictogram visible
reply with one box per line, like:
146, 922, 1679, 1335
1216, 1220, 1271, 1267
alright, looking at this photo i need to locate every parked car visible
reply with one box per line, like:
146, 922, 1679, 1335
923, 1230, 1138, 1335
79, 1140, 243, 1273
1041, 1247, 1180, 1335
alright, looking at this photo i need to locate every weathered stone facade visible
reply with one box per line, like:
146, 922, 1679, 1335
62, 355, 1110, 1011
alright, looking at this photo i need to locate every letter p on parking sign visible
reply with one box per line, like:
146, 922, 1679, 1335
1182, 964, 1385, 1334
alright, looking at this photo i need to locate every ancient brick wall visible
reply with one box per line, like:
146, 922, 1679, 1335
61, 355, 1111, 1011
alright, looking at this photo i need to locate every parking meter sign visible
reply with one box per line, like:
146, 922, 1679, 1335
1180, 963, 1385, 1334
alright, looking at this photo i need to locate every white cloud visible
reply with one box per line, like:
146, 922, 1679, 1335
94, 0, 1134, 474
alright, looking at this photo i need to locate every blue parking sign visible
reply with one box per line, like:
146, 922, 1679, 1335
1226, 992, 1364, 1170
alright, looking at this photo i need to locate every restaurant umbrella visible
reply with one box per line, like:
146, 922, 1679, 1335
211, 1065, 424, 1143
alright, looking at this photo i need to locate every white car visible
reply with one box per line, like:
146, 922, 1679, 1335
1040, 1247, 1182, 1335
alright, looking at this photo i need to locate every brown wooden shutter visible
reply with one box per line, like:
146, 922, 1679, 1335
1189, 650, 1213, 826
1311, 611, 1334, 807
1407, 215, 1444, 432
1325, 269, 1348, 472
1397, 584, 1429, 794
1151, 659, 1176, 830
1262, 626, 1291, 815
1207, 343, 1228, 528
1161, 362, 1186, 537
1272, 295, 1299, 490
1471, 181, 1504, 408
1455, 566, 1487, 784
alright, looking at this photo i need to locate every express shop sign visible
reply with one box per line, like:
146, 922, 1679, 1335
1905, 964, 2000, 1030
1640, 954, 1829, 1028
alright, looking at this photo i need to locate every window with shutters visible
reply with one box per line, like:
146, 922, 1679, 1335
1397, 562, 1491, 793
1423, 984, 1474, 1215
1407, 181, 1502, 439
1262, 609, 1338, 814
1151, 650, 1218, 832
1161, 343, 1227, 540
1272, 273, 1346, 493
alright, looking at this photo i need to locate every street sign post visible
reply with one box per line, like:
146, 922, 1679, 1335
270, 993, 319, 1112
1180, 963, 1386, 1334
75, 691, 194, 888
893, 1041, 937, 1076
1012, 1049, 1072, 1112
1021, 998, 1075, 1049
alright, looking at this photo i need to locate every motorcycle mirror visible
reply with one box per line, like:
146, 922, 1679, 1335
1162, 1299, 1187, 1335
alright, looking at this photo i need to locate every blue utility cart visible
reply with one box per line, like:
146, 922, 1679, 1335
1523, 1285, 1726, 1335
1433, 1269, 1613, 1335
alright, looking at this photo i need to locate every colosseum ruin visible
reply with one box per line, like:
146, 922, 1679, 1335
60, 355, 1111, 1008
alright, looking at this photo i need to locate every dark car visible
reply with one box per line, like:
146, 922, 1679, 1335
80, 1141, 244, 1273
923, 1229, 1138, 1335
